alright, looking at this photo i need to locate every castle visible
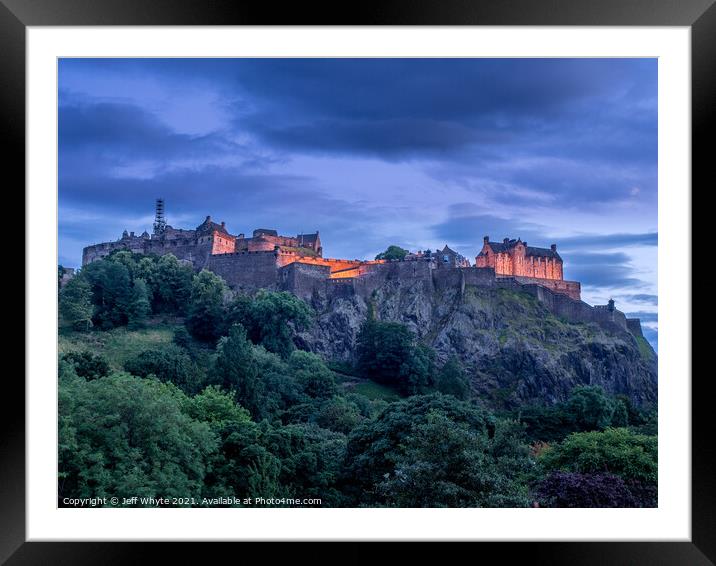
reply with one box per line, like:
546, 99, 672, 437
81, 200, 644, 338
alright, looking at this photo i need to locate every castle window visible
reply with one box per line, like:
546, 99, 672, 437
443, 255, 449, 263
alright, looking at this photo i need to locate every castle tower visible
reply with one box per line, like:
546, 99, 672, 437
153, 198, 166, 236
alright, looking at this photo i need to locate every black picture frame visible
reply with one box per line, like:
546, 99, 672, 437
4, 0, 709, 562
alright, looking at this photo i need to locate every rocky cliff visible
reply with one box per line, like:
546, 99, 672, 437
297, 277, 658, 409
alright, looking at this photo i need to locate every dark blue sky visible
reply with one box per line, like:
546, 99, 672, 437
58, 58, 658, 348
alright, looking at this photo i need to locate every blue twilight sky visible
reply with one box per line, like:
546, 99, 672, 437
58, 58, 658, 349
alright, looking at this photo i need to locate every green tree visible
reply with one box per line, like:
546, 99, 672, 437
213, 324, 261, 416
172, 326, 194, 350
226, 293, 260, 343
314, 396, 362, 434
343, 394, 491, 502
124, 344, 204, 395
249, 290, 313, 358
611, 399, 630, 428
82, 260, 133, 329
288, 350, 336, 399
375, 245, 409, 261
186, 269, 227, 342
343, 394, 530, 507
356, 320, 434, 394
184, 386, 252, 430
356, 320, 412, 382
398, 342, 435, 395
260, 422, 348, 505
127, 278, 151, 330
377, 412, 531, 507
107, 250, 138, 276
58, 372, 217, 503
436, 357, 471, 400
59, 275, 93, 331
61, 351, 110, 380
153, 254, 194, 314
208, 420, 283, 501
566, 385, 616, 431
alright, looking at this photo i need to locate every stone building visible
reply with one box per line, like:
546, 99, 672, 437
437, 245, 471, 268
475, 236, 581, 300
235, 228, 322, 256
82, 203, 321, 268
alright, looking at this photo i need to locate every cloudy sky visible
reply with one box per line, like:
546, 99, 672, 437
58, 58, 658, 349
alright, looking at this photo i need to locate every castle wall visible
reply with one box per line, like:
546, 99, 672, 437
205, 250, 280, 291
291, 256, 364, 273
145, 238, 213, 269
82, 238, 147, 265
352, 260, 434, 298
432, 267, 463, 291
508, 275, 581, 301
279, 262, 331, 299
462, 267, 497, 287
327, 278, 356, 299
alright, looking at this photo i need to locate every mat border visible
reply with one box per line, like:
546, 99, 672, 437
5, 0, 709, 562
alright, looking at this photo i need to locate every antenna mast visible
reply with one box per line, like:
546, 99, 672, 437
153, 198, 166, 236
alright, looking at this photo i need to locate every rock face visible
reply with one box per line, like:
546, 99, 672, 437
298, 278, 657, 409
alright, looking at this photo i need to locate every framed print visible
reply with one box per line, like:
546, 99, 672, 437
4, 0, 711, 562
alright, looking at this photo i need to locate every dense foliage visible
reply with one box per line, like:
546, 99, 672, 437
356, 319, 435, 394
374, 245, 409, 261
58, 255, 657, 508
533, 471, 641, 508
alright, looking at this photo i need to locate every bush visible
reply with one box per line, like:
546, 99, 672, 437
538, 427, 657, 485
61, 351, 110, 381
533, 471, 639, 507
124, 344, 204, 395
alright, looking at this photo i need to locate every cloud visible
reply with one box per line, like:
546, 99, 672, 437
557, 232, 658, 250
560, 252, 647, 289
431, 213, 545, 247
624, 293, 658, 306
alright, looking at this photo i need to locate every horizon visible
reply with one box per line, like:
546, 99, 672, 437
58, 58, 658, 349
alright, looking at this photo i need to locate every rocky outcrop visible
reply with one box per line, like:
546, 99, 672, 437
298, 279, 657, 409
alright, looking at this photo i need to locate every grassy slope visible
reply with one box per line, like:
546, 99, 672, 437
350, 380, 402, 402
59, 324, 180, 371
